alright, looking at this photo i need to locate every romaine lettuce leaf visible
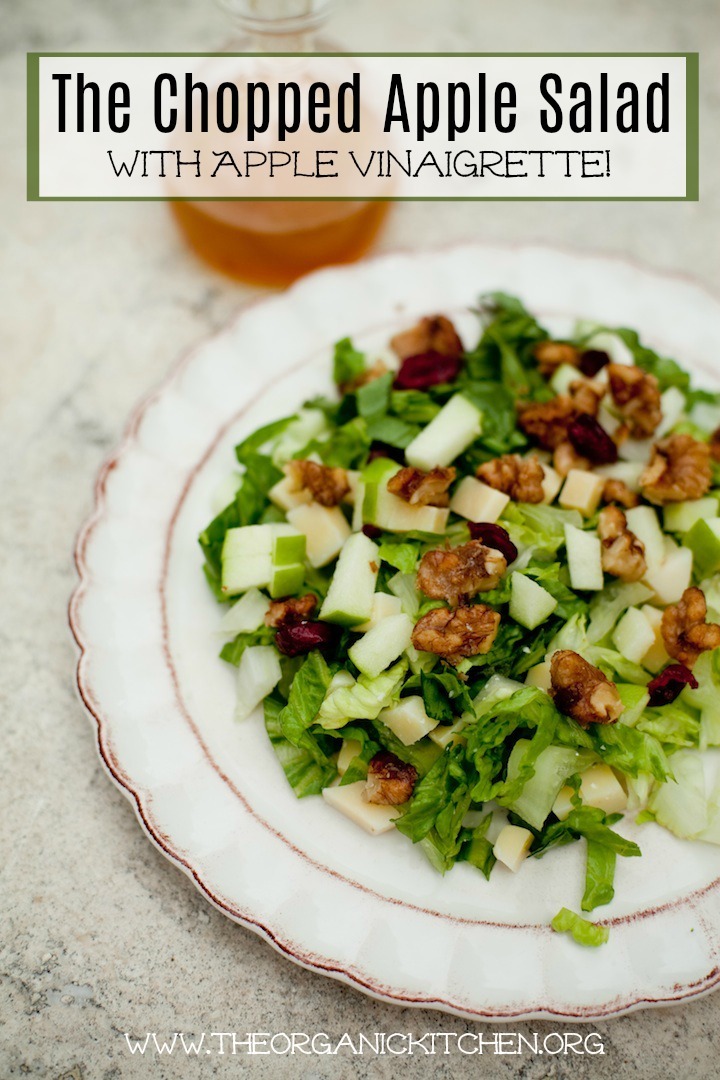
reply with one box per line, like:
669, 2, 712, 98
333, 337, 365, 389
551, 907, 609, 947
264, 695, 337, 797
582, 841, 617, 912
278, 652, 333, 759
316, 660, 407, 729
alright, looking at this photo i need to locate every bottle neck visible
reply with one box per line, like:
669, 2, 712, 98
218, 0, 333, 52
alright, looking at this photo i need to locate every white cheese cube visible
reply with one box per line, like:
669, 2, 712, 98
378, 696, 438, 746
428, 717, 468, 748
525, 661, 553, 692
322, 781, 399, 835
337, 738, 362, 776
268, 474, 313, 512
559, 469, 605, 517
553, 765, 627, 819
493, 824, 534, 872
640, 604, 670, 673
286, 504, 351, 568
450, 476, 509, 523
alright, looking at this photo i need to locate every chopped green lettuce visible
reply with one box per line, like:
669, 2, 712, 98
551, 907, 609, 947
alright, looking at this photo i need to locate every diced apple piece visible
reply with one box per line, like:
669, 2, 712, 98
352, 480, 365, 531
287, 504, 351, 568
405, 394, 482, 470
355, 592, 403, 632
553, 765, 628, 819
625, 506, 666, 570
319, 532, 380, 626
656, 386, 687, 438
344, 470, 360, 505
582, 330, 635, 366
597, 403, 622, 437
618, 437, 654, 463
234, 645, 282, 722
378, 696, 438, 746
612, 607, 655, 665
595, 461, 644, 492
640, 604, 670, 673
450, 476, 509, 523
218, 588, 269, 635
268, 474, 313, 512
493, 824, 533, 872
337, 738, 362, 776
643, 545, 693, 605
525, 660, 553, 692
685, 517, 720, 577
322, 781, 399, 835
539, 463, 563, 505
362, 457, 449, 533
559, 469, 605, 517
550, 363, 587, 396
348, 613, 414, 679
664, 498, 720, 535
564, 524, 604, 590
268, 563, 305, 599
221, 553, 273, 595
510, 573, 558, 630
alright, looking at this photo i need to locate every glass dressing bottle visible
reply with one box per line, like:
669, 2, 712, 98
172, 0, 389, 286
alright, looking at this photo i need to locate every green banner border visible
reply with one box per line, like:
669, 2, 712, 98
27, 52, 700, 203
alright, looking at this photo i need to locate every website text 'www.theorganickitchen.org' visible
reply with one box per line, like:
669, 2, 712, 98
123, 1030, 606, 1058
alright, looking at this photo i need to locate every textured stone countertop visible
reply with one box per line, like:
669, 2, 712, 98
3, 1, 720, 1076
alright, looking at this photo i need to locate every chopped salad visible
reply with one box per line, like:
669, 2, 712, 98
199, 293, 720, 945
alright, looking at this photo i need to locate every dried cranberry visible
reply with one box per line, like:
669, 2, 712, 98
362, 523, 382, 539
647, 664, 699, 707
368, 441, 405, 464
579, 349, 611, 377
567, 414, 618, 465
275, 620, 339, 657
393, 351, 462, 391
468, 522, 518, 565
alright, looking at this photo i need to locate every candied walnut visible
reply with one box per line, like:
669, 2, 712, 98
602, 478, 640, 509
640, 434, 712, 504
364, 751, 417, 806
710, 427, 720, 463
550, 650, 624, 727
518, 383, 600, 453
607, 364, 662, 438
476, 454, 544, 503
340, 358, 388, 395
411, 604, 501, 665
286, 459, 350, 507
265, 594, 317, 628
417, 540, 507, 606
553, 440, 590, 478
533, 341, 580, 378
387, 465, 456, 507
569, 379, 604, 419
390, 315, 463, 361
661, 587, 720, 669
597, 505, 646, 582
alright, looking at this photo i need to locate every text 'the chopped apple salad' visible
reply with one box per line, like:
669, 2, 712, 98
199, 295, 720, 946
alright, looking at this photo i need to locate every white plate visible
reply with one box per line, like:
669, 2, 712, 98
71, 243, 720, 1020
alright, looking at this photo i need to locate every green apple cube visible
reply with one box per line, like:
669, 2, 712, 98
319, 532, 380, 626
596, 461, 643, 492
656, 386, 687, 437
355, 592, 403, 632
404, 394, 482, 470
450, 476, 509, 524
272, 532, 306, 566
564, 524, 604, 591
377, 696, 438, 746
269, 562, 305, 599
218, 588, 269, 635
612, 607, 655, 665
222, 524, 275, 558
348, 613, 414, 678
643, 545, 693, 605
685, 518, 720, 576
509, 573, 558, 630
286, 504, 351, 567
361, 457, 449, 533
625, 506, 666, 570
664, 498, 719, 534
550, 363, 585, 396
221, 553, 272, 596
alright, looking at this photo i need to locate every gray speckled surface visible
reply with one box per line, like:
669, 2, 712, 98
3, 1, 720, 1076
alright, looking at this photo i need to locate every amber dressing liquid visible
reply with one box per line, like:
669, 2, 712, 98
172, 199, 389, 287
